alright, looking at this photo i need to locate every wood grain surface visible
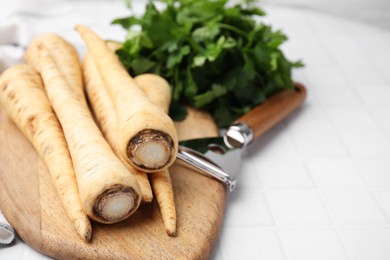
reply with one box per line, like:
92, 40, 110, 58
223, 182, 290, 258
0, 106, 226, 260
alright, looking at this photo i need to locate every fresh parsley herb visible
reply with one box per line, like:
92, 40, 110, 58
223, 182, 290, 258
112, 0, 303, 127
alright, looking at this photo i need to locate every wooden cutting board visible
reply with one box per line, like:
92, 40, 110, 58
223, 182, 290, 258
0, 106, 226, 259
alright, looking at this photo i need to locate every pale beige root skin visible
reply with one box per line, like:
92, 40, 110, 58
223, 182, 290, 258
82, 51, 153, 203
134, 74, 177, 236
106, 41, 122, 52
24, 33, 86, 106
149, 169, 176, 236
134, 74, 172, 114
75, 24, 178, 173
0, 65, 92, 241
27, 43, 141, 224
101, 43, 177, 234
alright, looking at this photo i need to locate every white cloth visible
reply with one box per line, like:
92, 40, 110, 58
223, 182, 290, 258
0, 21, 29, 73
0, 0, 136, 73
0, 210, 14, 245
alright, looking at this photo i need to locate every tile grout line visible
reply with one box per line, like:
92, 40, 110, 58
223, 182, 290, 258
301, 156, 354, 260
303, 6, 369, 104
354, 158, 390, 224
347, 24, 390, 86
317, 78, 390, 228
255, 159, 292, 260
294, 12, 360, 260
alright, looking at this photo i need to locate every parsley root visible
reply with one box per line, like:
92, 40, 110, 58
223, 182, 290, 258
134, 74, 177, 236
75, 24, 179, 172
0, 65, 92, 241
149, 169, 176, 236
83, 41, 176, 233
82, 48, 153, 204
24, 33, 86, 106
26, 38, 142, 224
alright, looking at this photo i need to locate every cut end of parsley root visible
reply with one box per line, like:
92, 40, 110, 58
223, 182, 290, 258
112, 0, 303, 128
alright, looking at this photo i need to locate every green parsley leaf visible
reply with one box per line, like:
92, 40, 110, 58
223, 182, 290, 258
112, 0, 303, 127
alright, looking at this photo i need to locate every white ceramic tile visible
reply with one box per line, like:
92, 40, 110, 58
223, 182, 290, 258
264, 6, 310, 24
247, 122, 300, 159
300, 87, 320, 105
269, 190, 331, 225
384, 131, 390, 147
303, 67, 350, 91
300, 66, 360, 106
223, 189, 274, 228
338, 64, 389, 87
345, 22, 390, 49
307, 157, 367, 188
305, 12, 348, 34
368, 107, 390, 131
291, 68, 308, 85
282, 228, 349, 260
260, 159, 314, 188
284, 37, 336, 67
343, 228, 390, 260
310, 84, 361, 106
356, 86, 390, 106
285, 104, 334, 131
362, 55, 390, 83
234, 159, 263, 189
377, 191, 390, 219
290, 127, 348, 156
317, 33, 370, 67
341, 132, 390, 156
384, 129, 390, 142
344, 20, 390, 47
285, 103, 357, 152
324, 190, 388, 225
369, 57, 390, 83
379, 191, 390, 206
219, 228, 286, 260
264, 15, 318, 61
325, 106, 380, 134
348, 29, 390, 83
358, 159, 390, 188
281, 42, 309, 66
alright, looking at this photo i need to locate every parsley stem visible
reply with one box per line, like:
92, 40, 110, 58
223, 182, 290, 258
187, 38, 203, 53
217, 23, 249, 39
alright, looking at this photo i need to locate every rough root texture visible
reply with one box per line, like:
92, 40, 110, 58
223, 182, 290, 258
127, 129, 174, 170
93, 185, 139, 223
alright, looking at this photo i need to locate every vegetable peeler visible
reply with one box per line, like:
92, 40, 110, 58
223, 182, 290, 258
177, 83, 307, 191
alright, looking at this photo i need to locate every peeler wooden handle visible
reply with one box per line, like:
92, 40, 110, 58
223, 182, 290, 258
235, 83, 307, 142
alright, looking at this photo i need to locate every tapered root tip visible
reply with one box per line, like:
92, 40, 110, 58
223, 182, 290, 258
128, 129, 174, 171
74, 217, 92, 242
166, 225, 177, 237
93, 185, 140, 223
163, 212, 176, 236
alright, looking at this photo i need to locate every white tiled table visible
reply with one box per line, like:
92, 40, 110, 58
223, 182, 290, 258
1, 1, 390, 259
